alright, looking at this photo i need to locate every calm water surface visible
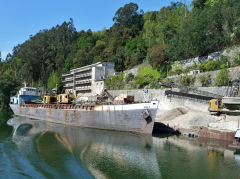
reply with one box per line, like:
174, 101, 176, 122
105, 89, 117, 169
0, 112, 240, 178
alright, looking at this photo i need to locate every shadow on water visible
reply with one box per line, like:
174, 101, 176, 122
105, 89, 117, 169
153, 122, 180, 135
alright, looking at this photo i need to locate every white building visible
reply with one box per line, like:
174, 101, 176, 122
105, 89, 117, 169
62, 62, 115, 100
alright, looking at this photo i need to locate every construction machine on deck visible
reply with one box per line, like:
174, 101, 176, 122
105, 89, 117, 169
57, 93, 75, 104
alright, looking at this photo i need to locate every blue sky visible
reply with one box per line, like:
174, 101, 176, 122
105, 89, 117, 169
0, 0, 190, 60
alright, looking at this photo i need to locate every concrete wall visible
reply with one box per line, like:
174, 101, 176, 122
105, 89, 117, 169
108, 89, 209, 112
196, 87, 229, 96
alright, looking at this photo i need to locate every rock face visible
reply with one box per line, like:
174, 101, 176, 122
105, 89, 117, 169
172, 45, 240, 70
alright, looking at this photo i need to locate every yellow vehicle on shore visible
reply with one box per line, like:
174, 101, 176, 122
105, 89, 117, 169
208, 99, 223, 114
57, 94, 75, 104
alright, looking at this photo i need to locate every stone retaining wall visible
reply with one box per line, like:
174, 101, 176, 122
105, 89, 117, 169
173, 46, 240, 70
168, 66, 240, 87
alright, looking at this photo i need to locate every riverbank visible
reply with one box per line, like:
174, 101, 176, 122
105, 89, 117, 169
156, 107, 238, 142
109, 89, 239, 142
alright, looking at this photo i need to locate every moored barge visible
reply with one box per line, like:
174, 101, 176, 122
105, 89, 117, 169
10, 101, 159, 134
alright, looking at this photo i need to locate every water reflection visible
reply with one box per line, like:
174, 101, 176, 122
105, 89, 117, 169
5, 116, 240, 179
152, 135, 240, 179
8, 117, 162, 179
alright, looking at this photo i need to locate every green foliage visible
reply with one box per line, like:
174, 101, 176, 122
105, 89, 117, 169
198, 73, 211, 86
47, 71, 61, 90
1, 1, 240, 101
180, 75, 195, 87
0, 75, 20, 110
113, 2, 143, 28
124, 38, 146, 68
169, 66, 183, 76
231, 54, 240, 67
105, 73, 125, 90
192, 0, 208, 9
198, 60, 219, 72
134, 66, 160, 88
164, 78, 174, 85
77, 35, 94, 49
125, 73, 134, 83
214, 69, 230, 86
147, 44, 169, 68
198, 57, 230, 72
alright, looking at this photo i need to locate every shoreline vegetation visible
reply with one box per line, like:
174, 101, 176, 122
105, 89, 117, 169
1, 0, 240, 109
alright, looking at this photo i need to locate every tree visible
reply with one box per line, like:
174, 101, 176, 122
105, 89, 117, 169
180, 75, 195, 87
192, 0, 208, 9
125, 73, 134, 83
47, 71, 61, 90
148, 44, 169, 68
214, 69, 230, 86
198, 73, 211, 86
113, 2, 143, 29
0, 75, 19, 110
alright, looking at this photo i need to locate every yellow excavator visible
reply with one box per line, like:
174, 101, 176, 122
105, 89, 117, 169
208, 99, 223, 114
57, 93, 75, 104
43, 95, 57, 104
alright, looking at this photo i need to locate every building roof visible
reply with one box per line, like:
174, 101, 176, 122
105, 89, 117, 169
62, 62, 114, 77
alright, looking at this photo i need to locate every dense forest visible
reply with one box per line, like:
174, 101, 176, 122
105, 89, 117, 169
1, 0, 240, 109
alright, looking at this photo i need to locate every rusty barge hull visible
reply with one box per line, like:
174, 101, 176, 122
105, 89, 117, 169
10, 102, 158, 134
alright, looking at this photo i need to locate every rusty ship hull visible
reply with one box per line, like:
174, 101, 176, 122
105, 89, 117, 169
9, 101, 159, 134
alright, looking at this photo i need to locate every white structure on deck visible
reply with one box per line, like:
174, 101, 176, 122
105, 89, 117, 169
62, 62, 115, 99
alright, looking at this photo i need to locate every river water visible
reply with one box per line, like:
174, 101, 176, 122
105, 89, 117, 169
0, 112, 240, 179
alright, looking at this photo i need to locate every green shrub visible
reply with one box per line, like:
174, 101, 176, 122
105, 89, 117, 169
168, 67, 183, 76
198, 59, 220, 72
186, 63, 198, 72
175, 67, 183, 75
105, 73, 125, 90
180, 75, 195, 87
214, 69, 230, 86
198, 62, 207, 72
198, 73, 211, 87
134, 66, 160, 88
164, 78, 174, 84
169, 61, 184, 76
205, 60, 219, 71
219, 56, 230, 68
220, 64, 227, 69
231, 54, 240, 67
125, 73, 134, 83
168, 70, 176, 76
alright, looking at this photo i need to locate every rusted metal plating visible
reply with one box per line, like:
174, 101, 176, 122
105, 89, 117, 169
20, 104, 95, 110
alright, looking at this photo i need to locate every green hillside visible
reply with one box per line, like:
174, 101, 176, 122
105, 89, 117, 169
1, 0, 240, 108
